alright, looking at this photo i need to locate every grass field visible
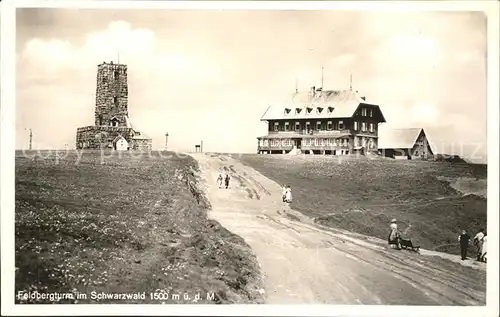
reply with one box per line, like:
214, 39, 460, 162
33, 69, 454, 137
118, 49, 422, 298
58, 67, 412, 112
238, 154, 487, 256
15, 150, 263, 304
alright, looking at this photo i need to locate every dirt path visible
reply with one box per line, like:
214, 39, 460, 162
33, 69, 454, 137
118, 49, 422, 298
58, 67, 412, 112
192, 153, 486, 305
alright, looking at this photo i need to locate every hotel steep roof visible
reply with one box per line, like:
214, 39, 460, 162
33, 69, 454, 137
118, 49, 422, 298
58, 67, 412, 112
260, 89, 386, 122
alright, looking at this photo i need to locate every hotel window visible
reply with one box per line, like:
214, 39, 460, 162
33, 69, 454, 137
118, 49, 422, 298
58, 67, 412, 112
327, 121, 333, 130
361, 122, 367, 132
338, 121, 344, 130
264, 139, 269, 147
344, 139, 348, 147
305, 122, 311, 132
369, 108, 373, 117
369, 123, 375, 132
315, 139, 320, 146
361, 108, 367, 116
329, 139, 335, 146
354, 121, 359, 131
295, 122, 301, 131
284, 122, 290, 131
274, 122, 279, 131
316, 121, 322, 131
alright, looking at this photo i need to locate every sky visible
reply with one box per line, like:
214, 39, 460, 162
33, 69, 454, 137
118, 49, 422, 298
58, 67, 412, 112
15, 8, 488, 162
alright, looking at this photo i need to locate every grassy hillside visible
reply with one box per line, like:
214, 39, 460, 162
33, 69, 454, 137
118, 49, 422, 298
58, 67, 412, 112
15, 150, 263, 304
238, 154, 487, 256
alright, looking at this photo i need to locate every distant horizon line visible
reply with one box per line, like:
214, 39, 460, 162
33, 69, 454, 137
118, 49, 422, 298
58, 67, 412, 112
13, 148, 487, 163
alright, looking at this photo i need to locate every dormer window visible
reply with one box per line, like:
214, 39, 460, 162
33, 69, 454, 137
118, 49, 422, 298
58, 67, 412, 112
361, 108, 367, 116
284, 108, 292, 115
306, 107, 313, 114
295, 108, 302, 115
327, 106, 334, 113
316, 107, 324, 114
369, 109, 373, 117
110, 117, 120, 127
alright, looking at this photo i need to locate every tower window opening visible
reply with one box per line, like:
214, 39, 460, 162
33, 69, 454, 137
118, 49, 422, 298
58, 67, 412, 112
114, 71, 119, 79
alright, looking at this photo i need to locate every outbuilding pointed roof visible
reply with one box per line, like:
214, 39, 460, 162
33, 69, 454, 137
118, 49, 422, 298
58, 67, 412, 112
112, 134, 127, 143
378, 127, 424, 149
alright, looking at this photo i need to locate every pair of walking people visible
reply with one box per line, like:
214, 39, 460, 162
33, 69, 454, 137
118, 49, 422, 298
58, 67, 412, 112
217, 172, 231, 189
458, 228, 487, 262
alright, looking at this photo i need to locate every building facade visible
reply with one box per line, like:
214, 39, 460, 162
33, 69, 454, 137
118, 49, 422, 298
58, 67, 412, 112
258, 87, 386, 155
76, 62, 152, 151
378, 128, 434, 160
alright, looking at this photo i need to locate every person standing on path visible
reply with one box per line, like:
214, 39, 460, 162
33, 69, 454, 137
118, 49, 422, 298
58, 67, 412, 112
458, 230, 471, 260
282, 185, 287, 202
473, 229, 485, 261
224, 173, 231, 189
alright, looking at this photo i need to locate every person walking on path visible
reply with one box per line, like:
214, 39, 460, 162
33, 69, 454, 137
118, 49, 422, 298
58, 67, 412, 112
224, 173, 231, 189
284, 185, 293, 204
473, 229, 485, 261
458, 230, 471, 260
480, 235, 487, 262
282, 185, 287, 203
217, 172, 223, 188
388, 219, 401, 249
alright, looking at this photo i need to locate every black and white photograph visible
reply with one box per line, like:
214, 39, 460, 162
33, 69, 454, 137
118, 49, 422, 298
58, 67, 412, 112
1, 1, 499, 316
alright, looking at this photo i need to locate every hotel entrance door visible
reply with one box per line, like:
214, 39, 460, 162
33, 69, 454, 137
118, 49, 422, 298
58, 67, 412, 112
293, 138, 302, 149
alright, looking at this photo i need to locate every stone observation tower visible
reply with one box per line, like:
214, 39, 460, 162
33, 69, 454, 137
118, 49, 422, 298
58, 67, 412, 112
76, 61, 152, 151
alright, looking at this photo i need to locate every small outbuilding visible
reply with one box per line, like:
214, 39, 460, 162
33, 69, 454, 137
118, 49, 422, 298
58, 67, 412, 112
113, 135, 129, 151
378, 128, 433, 160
